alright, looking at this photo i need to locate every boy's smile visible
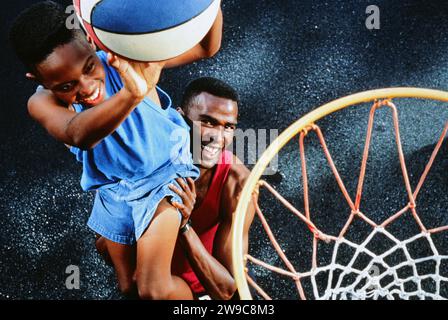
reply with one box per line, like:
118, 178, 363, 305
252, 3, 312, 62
77, 80, 105, 106
33, 37, 106, 107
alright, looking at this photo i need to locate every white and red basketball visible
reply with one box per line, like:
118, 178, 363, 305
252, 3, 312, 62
73, 0, 220, 61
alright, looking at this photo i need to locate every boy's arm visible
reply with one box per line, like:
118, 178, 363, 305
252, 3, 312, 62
28, 88, 141, 150
163, 8, 223, 69
28, 55, 162, 150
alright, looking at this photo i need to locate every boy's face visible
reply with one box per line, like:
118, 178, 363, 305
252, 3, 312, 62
33, 38, 106, 107
182, 92, 238, 169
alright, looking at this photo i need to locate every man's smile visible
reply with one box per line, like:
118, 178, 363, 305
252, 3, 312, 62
201, 143, 222, 160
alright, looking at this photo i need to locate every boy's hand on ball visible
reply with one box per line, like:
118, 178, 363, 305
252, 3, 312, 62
107, 53, 146, 100
107, 53, 161, 101
130, 60, 163, 94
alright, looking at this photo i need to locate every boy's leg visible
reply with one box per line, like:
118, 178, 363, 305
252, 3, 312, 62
135, 198, 193, 300
95, 235, 137, 297
95, 234, 113, 266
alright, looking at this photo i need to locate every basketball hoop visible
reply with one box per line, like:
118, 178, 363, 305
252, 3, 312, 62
232, 88, 448, 300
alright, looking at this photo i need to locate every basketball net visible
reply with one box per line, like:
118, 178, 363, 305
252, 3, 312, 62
244, 99, 448, 300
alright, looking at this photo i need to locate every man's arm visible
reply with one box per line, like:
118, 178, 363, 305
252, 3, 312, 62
172, 177, 236, 300
178, 227, 237, 300
163, 8, 223, 69
213, 157, 256, 278
172, 157, 256, 299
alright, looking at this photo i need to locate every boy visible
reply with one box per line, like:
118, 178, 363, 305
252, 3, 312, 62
9, 1, 222, 299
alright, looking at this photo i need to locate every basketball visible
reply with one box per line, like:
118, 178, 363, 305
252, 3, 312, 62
73, 0, 221, 61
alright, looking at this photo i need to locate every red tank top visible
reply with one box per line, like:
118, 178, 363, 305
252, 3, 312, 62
172, 150, 233, 294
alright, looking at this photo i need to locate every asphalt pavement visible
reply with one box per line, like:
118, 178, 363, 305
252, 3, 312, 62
1, 0, 448, 299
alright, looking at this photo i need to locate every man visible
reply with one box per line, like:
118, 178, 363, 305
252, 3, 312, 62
170, 77, 256, 300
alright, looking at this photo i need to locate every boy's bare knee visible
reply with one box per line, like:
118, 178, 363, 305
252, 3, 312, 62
137, 282, 173, 300
135, 270, 176, 300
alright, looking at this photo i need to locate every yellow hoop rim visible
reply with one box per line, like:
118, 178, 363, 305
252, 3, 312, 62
231, 87, 448, 300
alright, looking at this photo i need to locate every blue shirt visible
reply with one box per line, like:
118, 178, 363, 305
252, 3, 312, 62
70, 51, 198, 193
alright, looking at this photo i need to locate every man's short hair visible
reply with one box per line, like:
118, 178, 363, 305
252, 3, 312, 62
181, 77, 239, 111
9, 1, 84, 72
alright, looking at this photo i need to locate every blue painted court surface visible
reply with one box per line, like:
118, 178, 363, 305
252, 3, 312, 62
1, 0, 448, 299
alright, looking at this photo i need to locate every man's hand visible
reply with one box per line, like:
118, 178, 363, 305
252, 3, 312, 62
169, 177, 196, 229
107, 53, 163, 100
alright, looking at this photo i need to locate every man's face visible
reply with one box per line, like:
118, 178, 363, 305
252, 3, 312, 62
184, 92, 238, 169
34, 38, 106, 107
